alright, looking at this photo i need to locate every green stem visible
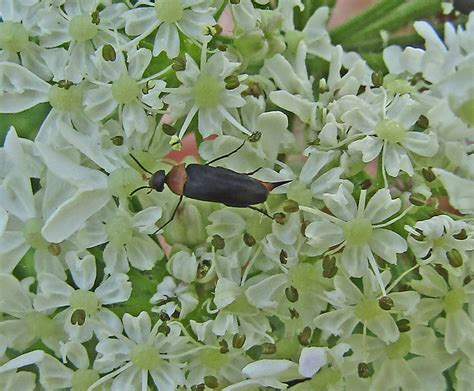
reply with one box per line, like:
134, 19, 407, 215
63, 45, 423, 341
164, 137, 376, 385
214, 0, 229, 21
344, 25, 443, 52
330, 0, 405, 44
345, 0, 442, 45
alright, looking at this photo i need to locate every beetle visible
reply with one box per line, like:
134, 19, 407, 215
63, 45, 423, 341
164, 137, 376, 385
130, 139, 291, 231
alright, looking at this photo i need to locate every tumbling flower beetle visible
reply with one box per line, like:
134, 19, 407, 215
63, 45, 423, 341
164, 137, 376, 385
130, 138, 291, 231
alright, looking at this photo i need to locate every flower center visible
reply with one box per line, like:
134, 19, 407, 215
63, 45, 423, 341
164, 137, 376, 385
343, 218, 373, 245
201, 348, 229, 370
0, 21, 29, 52
385, 333, 411, 359
131, 343, 163, 370
192, 73, 224, 108
23, 218, 49, 250
71, 369, 100, 391
111, 75, 141, 104
48, 85, 82, 113
225, 293, 258, 316
374, 118, 406, 144
353, 298, 381, 321
70, 289, 100, 316
69, 15, 98, 42
443, 288, 465, 314
25, 312, 57, 339
287, 263, 319, 292
105, 215, 134, 246
108, 168, 143, 199
155, 0, 184, 24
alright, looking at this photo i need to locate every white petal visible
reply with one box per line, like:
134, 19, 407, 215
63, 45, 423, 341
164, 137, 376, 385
0, 274, 32, 317
299, 347, 327, 378
126, 236, 163, 271
404, 131, 439, 157
103, 243, 129, 274
41, 189, 110, 243
0, 62, 49, 113
364, 188, 401, 224
154, 23, 180, 58
370, 229, 407, 264
123, 311, 151, 343
66, 251, 96, 290
96, 274, 132, 305
366, 313, 399, 342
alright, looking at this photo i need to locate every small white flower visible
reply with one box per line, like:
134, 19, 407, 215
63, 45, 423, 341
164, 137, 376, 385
124, 0, 216, 58
92, 312, 190, 391
344, 91, 438, 179
164, 41, 250, 139
33, 251, 131, 342
406, 215, 474, 267
83, 47, 167, 137
102, 206, 164, 273
302, 187, 408, 293
35, 1, 129, 82
151, 276, 199, 318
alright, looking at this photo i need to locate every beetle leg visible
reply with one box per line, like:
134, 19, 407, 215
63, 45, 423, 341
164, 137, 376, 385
243, 167, 262, 176
205, 140, 246, 166
153, 195, 184, 234
247, 205, 273, 220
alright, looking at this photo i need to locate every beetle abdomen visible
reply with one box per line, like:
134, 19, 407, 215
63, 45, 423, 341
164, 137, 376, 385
184, 164, 269, 207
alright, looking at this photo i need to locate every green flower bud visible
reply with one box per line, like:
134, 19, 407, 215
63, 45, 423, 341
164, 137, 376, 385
371, 71, 384, 87
243, 232, 256, 247
421, 167, 436, 182
285, 286, 299, 303
447, 248, 463, 267
172, 57, 186, 71
358, 362, 373, 378
219, 339, 229, 354
246, 345, 263, 360
378, 296, 394, 311
211, 234, 225, 250
298, 326, 311, 346
409, 193, 427, 206
204, 376, 219, 389
232, 333, 246, 349
102, 44, 116, 61
111, 135, 124, 145
261, 343, 277, 355
397, 319, 411, 333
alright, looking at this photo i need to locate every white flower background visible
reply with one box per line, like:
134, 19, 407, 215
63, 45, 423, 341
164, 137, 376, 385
0, 0, 473, 390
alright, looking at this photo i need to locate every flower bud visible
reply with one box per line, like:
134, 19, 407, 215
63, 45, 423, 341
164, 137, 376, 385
397, 319, 411, 332
211, 235, 225, 250
232, 333, 246, 349
283, 199, 299, 213
261, 343, 277, 354
102, 44, 116, 61
379, 296, 394, 310
447, 248, 463, 267
71, 309, 86, 326
371, 71, 384, 87
358, 362, 373, 378
111, 135, 123, 145
409, 192, 427, 206
162, 123, 177, 136
285, 286, 299, 303
204, 376, 218, 389
297, 326, 311, 346
172, 57, 186, 71
454, 229, 467, 240
219, 339, 229, 353
421, 167, 436, 182
48, 243, 61, 256
243, 232, 256, 247
273, 212, 287, 225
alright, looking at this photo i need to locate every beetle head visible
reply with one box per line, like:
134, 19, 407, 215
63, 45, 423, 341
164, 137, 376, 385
149, 170, 166, 192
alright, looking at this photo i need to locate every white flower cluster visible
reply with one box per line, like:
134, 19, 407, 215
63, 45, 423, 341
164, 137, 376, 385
0, 1, 473, 390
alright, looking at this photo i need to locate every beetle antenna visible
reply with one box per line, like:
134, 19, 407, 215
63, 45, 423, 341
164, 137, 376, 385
130, 186, 153, 197
129, 153, 153, 175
